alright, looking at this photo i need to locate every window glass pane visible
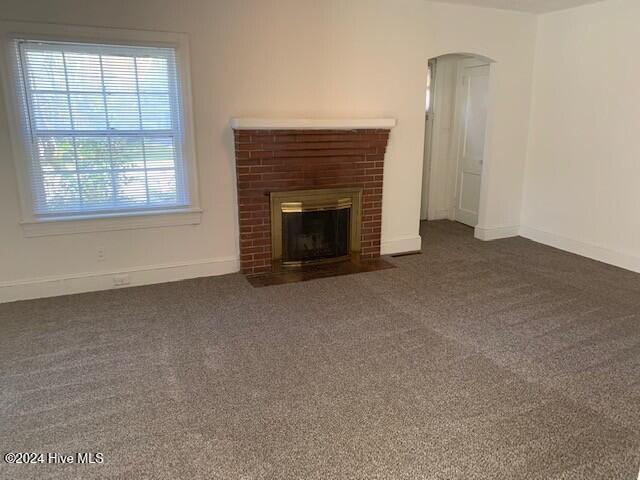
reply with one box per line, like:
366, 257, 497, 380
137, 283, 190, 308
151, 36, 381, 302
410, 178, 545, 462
70, 93, 107, 130
24, 50, 66, 91
43, 173, 80, 210
110, 137, 144, 169
425, 65, 432, 112
115, 171, 147, 205
140, 94, 171, 130
147, 169, 177, 204
65, 52, 102, 92
31, 93, 71, 130
80, 172, 113, 207
144, 137, 176, 168
137, 57, 169, 93
102, 55, 137, 92
76, 137, 111, 170
106, 94, 141, 130
36, 137, 76, 172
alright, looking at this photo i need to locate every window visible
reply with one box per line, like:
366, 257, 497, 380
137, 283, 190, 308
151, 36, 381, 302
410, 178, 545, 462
425, 64, 433, 113
0, 23, 200, 235
14, 39, 187, 216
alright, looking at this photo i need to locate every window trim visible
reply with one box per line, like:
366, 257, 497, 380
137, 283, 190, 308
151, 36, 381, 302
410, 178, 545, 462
0, 21, 201, 235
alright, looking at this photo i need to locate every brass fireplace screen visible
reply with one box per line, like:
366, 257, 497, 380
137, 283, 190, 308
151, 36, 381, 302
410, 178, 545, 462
270, 188, 363, 268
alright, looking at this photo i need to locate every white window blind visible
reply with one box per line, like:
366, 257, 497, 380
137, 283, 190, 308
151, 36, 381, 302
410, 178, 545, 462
12, 39, 189, 216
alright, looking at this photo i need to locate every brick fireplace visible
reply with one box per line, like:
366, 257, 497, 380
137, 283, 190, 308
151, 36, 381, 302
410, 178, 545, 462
232, 119, 395, 275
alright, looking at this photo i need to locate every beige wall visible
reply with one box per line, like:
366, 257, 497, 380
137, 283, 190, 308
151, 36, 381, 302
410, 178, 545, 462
0, 0, 538, 301
522, 0, 640, 272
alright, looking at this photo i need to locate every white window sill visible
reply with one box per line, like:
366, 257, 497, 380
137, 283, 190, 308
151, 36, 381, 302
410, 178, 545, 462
20, 208, 202, 237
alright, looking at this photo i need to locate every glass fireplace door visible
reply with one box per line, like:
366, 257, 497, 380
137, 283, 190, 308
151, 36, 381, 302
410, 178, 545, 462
282, 207, 350, 265
270, 187, 363, 270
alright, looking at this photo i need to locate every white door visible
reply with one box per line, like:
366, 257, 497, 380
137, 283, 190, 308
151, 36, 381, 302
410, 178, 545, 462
453, 60, 489, 227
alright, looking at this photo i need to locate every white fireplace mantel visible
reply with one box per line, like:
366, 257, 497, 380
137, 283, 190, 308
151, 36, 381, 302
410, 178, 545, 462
230, 118, 397, 130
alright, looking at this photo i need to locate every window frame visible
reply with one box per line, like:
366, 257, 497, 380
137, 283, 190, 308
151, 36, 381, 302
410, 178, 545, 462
0, 21, 201, 236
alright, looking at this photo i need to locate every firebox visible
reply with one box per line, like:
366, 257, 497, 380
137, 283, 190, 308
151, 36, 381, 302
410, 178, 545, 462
270, 188, 363, 269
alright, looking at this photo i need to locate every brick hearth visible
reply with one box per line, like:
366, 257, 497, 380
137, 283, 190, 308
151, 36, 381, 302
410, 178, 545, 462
233, 128, 392, 275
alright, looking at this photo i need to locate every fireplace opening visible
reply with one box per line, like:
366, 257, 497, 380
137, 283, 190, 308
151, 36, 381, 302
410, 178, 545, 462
282, 207, 350, 265
270, 188, 363, 269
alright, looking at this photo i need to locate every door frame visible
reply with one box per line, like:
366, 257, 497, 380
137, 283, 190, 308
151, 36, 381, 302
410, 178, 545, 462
421, 59, 437, 221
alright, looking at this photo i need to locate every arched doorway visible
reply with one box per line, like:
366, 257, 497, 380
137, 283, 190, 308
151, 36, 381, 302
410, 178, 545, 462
420, 53, 494, 230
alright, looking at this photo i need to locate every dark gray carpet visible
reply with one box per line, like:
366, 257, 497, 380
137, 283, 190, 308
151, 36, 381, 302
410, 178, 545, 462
1, 220, 639, 479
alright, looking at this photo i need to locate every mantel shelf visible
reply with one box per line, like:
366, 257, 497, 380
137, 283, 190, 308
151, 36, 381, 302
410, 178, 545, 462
230, 118, 397, 130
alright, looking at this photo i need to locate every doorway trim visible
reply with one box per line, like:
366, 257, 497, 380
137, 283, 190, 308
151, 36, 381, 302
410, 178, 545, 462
421, 51, 496, 237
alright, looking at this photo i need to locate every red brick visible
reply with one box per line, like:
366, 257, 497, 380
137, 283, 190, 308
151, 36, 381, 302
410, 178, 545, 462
251, 135, 275, 144
250, 166, 274, 173
250, 150, 274, 159
260, 158, 284, 166
242, 217, 265, 226
238, 174, 262, 182
363, 221, 382, 229
275, 148, 377, 158
235, 143, 259, 152
243, 246, 268, 255
242, 231, 268, 240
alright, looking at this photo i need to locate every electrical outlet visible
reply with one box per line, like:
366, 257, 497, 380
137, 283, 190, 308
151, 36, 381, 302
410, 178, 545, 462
112, 274, 130, 286
97, 248, 105, 261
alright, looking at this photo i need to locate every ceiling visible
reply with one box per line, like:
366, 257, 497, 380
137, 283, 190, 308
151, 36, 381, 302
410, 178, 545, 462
429, 0, 607, 13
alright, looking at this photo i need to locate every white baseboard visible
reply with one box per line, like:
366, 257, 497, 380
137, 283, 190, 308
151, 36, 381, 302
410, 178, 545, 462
474, 224, 520, 241
519, 225, 640, 274
0, 256, 240, 304
381, 234, 422, 255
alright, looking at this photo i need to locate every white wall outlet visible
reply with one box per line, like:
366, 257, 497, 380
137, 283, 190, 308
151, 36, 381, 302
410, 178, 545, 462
97, 248, 105, 261
112, 274, 130, 286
